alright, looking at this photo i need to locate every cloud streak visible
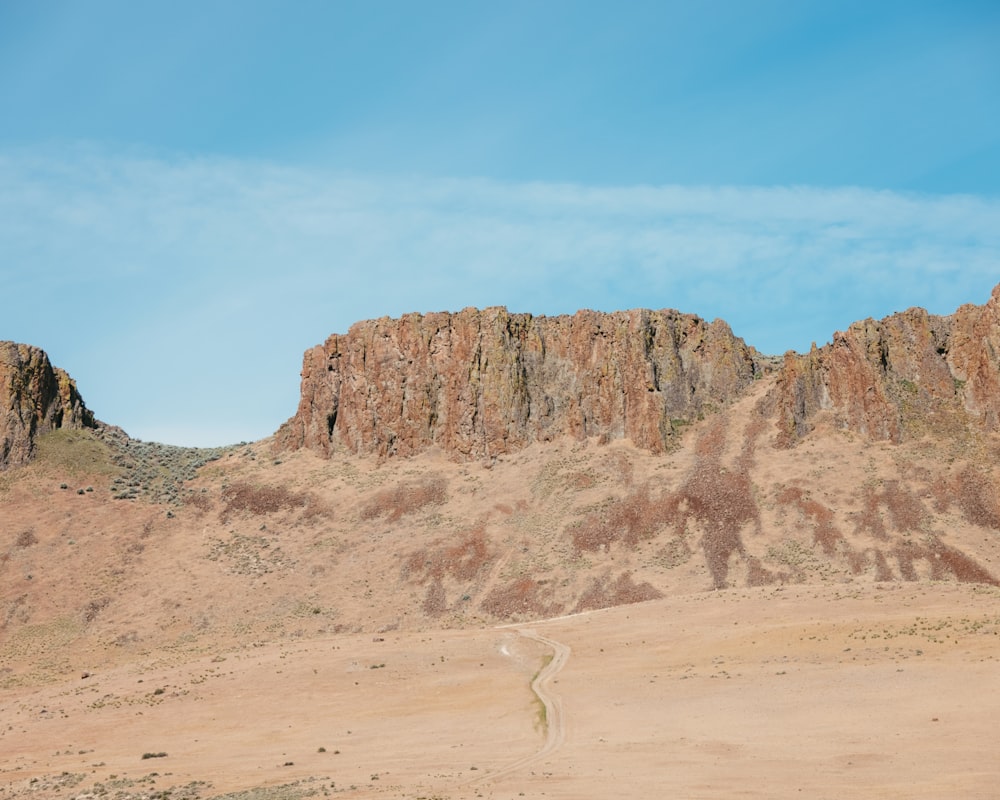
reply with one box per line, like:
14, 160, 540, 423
2, 146, 998, 445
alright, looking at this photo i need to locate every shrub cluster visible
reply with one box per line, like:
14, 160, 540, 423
403, 526, 491, 583
98, 425, 232, 506
360, 476, 447, 521
570, 485, 676, 553
403, 527, 493, 618
14, 529, 38, 548
954, 466, 1000, 530
480, 577, 563, 620
221, 481, 308, 517
572, 571, 662, 613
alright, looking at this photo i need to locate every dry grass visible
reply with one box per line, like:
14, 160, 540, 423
571, 417, 763, 589
33, 428, 118, 478
853, 480, 927, 539
893, 537, 998, 585
421, 580, 448, 617
854, 486, 889, 540
81, 596, 110, 624
185, 492, 214, 512
667, 418, 761, 588
776, 479, 997, 586
678, 461, 760, 589
881, 480, 925, 532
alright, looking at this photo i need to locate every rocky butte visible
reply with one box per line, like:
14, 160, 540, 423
276, 306, 765, 460
277, 283, 1000, 461
6, 283, 1000, 471
0, 341, 93, 469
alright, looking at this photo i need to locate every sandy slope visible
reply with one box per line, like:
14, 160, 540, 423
4, 374, 1000, 799
3, 581, 1000, 799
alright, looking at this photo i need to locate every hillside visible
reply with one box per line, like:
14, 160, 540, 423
2, 286, 1000, 798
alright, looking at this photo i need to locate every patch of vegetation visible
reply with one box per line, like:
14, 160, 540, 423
23, 772, 86, 792
221, 481, 309, 517
86, 776, 209, 800
360, 476, 447, 521
765, 539, 817, 569
34, 428, 119, 477
480, 577, 562, 620
403, 526, 492, 584
210, 778, 329, 800
96, 425, 234, 505
208, 533, 294, 577
570, 484, 676, 553
953, 466, 1000, 530
572, 571, 662, 613
14, 528, 37, 548
530, 654, 553, 735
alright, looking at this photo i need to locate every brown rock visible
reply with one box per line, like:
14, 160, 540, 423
277, 307, 762, 459
765, 283, 1000, 445
0, 341, 94, 468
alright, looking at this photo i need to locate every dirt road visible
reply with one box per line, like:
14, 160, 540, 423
477, 627, 571, 784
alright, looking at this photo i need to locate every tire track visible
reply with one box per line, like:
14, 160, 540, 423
475, 627, 570, 784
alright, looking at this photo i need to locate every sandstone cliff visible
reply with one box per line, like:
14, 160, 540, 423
766, 283, 1000, 445
277, 307, 763, 459
0, 341, 94, 468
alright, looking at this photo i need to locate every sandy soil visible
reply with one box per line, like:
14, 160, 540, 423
4, 373, 1000, 799
3, 581, 999, 799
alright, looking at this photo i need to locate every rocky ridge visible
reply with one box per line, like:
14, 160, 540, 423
766, 282, 1000, 446
0, 341, 93, 468
7, 285, 1000, 472
279, 285, 1000, 461
277, 306, 764, 459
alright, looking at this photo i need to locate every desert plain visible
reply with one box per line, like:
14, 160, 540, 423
4, 394, 1000, 799
5, 293, 1000, 798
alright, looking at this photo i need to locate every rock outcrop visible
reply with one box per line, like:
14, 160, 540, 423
280, 284, 1000, 461
278, 307, 763, 459
766, 283, 1000, 445
0, 342, 94, 468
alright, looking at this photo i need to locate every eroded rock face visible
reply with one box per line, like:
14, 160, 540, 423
0, 342, 94, 468
766, 284, 1000, 445
278, 307, 762, 459
280, 284, 1000, 459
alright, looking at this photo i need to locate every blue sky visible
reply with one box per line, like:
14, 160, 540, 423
2, 1, 999, 446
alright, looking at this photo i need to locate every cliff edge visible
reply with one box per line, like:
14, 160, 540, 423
0, 342, 94, 468
279, 284, 1000, 461
277, 306, 763, 459
765, 283, 1000, 445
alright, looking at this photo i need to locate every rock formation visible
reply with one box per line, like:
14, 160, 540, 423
766, 283, 1000, 445
0, 341, 94, 468
280, 284, 1000, 461
277, 307, 763, 459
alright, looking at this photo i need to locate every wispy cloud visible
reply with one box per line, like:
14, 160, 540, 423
2, 146, 998, 445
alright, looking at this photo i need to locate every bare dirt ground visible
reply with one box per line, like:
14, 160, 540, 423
3, 583, 1000, 799
4, 375, 1000, 798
